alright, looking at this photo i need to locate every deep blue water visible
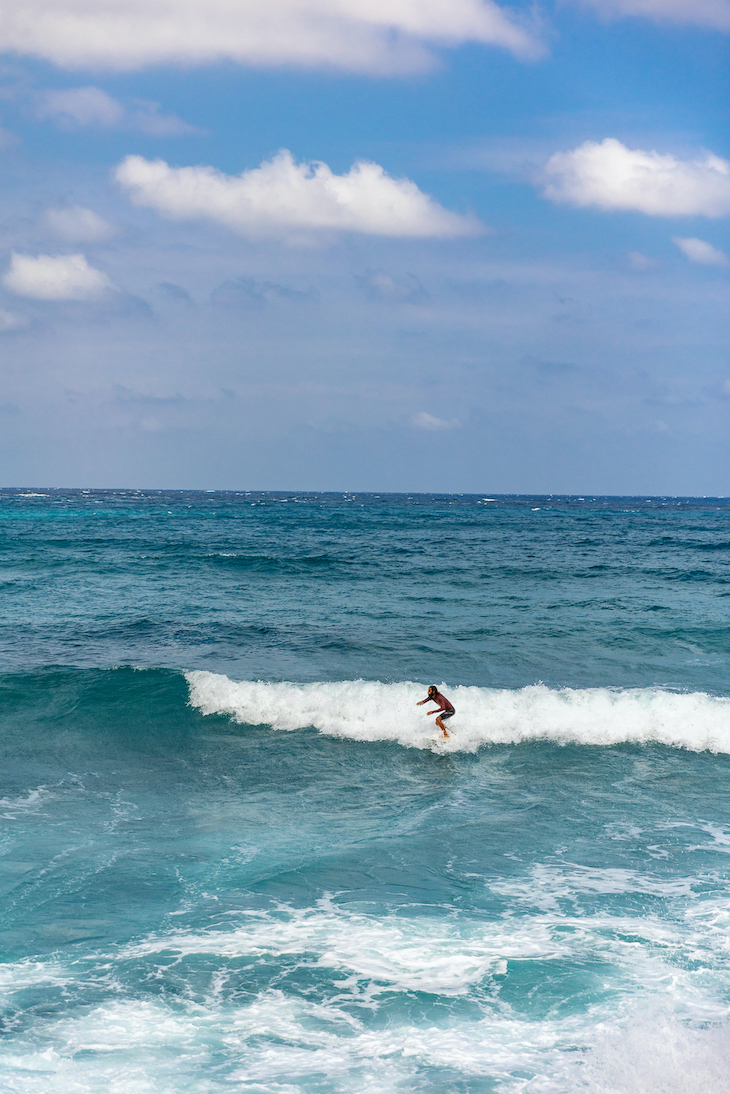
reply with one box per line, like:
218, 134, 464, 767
2, 491, 730, 1092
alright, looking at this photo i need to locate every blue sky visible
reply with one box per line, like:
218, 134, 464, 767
0, 0, 727, 491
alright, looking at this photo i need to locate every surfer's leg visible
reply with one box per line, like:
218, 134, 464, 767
438, 709, 454, 738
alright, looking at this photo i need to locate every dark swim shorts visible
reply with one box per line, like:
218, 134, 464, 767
440, 708, 455, 721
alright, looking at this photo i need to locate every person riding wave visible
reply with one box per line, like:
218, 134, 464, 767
417, 685, 455, 739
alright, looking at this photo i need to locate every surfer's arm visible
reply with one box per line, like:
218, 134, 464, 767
417, 698, 438, 713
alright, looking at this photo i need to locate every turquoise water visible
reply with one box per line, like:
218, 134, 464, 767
2, 491, 730, 1092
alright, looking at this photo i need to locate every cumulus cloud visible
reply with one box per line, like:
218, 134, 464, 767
543, 139, 730, 217
573, 0, 730, 31
35, 86, 197, 134
45, 205, 116, 242
115, 150, 483, 239
3, 252, 113, 300
0, 0, 542, 73
413, 411, 459, 430
673, 237, 727, 264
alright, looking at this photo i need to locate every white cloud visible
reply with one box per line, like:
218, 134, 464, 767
115, 150, 483, 239
0, 0, 543, 74
45, 205, 116, 242
573, 0, 730, 31
3, 252, 113, 300
37, 87, 124, 127
36, 86, 197, 134
543, 139, 730, 217
673, 237, 727, 264
413, 411, 459, 430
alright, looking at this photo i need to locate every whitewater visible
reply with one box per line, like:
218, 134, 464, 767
2, 490, 730, 1094
188, 673, 730, 752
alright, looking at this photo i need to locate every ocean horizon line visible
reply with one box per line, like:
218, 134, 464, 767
2, 487, 729, 500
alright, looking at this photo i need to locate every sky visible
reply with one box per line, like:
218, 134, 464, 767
0, 0, 728, 492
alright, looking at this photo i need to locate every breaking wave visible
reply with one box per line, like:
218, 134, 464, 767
186, 672, 730, 753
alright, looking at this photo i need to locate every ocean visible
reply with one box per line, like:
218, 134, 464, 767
2, 489, 730, 1093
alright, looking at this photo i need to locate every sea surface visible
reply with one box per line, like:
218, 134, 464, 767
2, 490, 730, 1093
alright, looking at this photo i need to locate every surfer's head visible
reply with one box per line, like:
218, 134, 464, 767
428, 685, 437, 697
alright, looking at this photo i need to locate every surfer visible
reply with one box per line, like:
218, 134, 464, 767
417, 685, 455, 738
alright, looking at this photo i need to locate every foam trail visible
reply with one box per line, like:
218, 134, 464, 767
186, 673, 730, 753
557, 1011, 730, 1094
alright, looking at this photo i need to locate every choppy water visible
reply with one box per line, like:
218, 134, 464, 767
2, 490, 730, 1092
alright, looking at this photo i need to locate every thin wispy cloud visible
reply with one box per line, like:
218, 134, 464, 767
413, 411, 460, 431
36, 86, 199, 135
115, 151, 484, 240
673, 237, 727, 264
0, 308, 28, 331
0, 122, 19, 147
45, 206, 117, 242
354, 270, 428, 303
36, 87, 123, 127
0, 0, 544, 73
627, 251, 657, 269
573, 0, 730, 30
543, 139, 730, 217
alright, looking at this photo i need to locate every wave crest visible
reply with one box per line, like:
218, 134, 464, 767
186, 673, 730, 753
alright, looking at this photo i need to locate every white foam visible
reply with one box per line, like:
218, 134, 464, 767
493, 862, 697, 902
0, 958, 68, 993
3, 977, 727, 1094
0, 788, 51, 817
117, 886, 730, 1014
119, 899, 556, 996
186, 673, 730, 753
555, 1009, 730, 1094
4, 995, 727, 1094
3, 897, 730, 1094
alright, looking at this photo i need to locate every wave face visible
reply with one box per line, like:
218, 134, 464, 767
187, 671, 730, 753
